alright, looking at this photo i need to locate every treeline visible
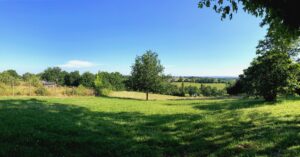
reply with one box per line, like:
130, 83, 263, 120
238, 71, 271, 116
0, 68, 126, 89
40, 67, 126, 90
0, 67, 226, 98
159, 83, 226, 97
173, 77, 236, 84
0, 68, 126, 96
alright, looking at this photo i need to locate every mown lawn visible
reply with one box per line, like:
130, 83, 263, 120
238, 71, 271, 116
1, 96, 300, 156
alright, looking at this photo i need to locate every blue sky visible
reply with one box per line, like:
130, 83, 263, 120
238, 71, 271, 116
0, 0, 266, 76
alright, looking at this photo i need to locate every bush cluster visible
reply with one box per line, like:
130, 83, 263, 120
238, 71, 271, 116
157, 82, 226, 97
65, 85, 94, 96
35, 87, 50, 96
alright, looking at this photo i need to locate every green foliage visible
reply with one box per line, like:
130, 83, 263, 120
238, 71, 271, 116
109, 72, 126, 90
0, 83, 10, 96
41, 67, 67, 86
176, 77, 235, 84
22, 73, 41, 87
35, 87, 50, 96
186, 86, 200, 97
65, 85, 93, 96
94, 74, 104, 88
96, 72, 125, 91
95, 88, 111, 96
242, 51, 300, 101
200, 84, 226, 96
94, 73, 112, 96
0, 72, 15, 85
130, 50, 164, 100
172, 82, 227, 90
75, 85, 93, 96
64, 71, 81, 87
198, 0, 300, 40
198, 1, 300, 94
157, 82, 184, 96
79, 72, 95, 88
3, 69, 20, 78
0, 71, 20, 86
226, 79, 244, 95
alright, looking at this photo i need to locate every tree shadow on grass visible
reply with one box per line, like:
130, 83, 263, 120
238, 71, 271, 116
191, 99, 279, 111
0, 98, 300, 156
101, 95, 147, 101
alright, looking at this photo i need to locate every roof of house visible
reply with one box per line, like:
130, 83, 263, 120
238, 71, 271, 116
42, 81, 56, 86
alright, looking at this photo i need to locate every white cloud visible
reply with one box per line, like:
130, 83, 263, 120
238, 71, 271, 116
59, 60, 96, 68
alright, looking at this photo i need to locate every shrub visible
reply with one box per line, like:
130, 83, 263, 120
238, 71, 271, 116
200, 84, 226, 97
76, 85, 92, 96
65, 85, 94, 96
185, 86, 200, 97
95, 88, 111, 96
65, 88, 76, 96
158, 83, 184, 96
0, 83, 10, 96
35, 87, 49, 96
226, 79, 244, 95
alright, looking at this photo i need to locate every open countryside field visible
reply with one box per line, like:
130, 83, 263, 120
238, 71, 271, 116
1, 96, 300, 156
171, 82, 227, 90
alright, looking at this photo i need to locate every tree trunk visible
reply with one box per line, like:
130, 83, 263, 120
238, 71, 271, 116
146, 92, 149, 101
29, 82, 31, 96
263, 91, 277, 102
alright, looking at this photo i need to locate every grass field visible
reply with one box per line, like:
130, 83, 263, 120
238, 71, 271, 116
1, 96, 300, 156
109, 91, 182, 100
109, 91, 206, 100
172, 82, 227, 90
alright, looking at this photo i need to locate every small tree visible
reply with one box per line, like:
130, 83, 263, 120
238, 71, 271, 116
94, 73, 111, 96
131, 50, 164, 100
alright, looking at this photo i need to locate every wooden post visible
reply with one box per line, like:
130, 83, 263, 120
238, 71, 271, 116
65, 86, 67, 96
12, 80, 15, 96
146, 91, 149, 101
29, 82, 32, 96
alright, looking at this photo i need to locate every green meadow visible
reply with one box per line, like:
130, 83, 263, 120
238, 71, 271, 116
1, 96, 300, 156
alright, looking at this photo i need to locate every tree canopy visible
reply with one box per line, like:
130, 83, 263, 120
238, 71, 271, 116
79, 72, 95, 88
198, 0, 300, 40
41, 67, 67, 85
65, 71, 81, 87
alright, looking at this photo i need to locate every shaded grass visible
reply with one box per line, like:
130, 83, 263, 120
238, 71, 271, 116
0, 97, 300, 156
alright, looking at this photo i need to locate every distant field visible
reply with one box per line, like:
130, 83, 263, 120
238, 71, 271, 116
172, 82, 227, 89
1, 96, 300, 156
